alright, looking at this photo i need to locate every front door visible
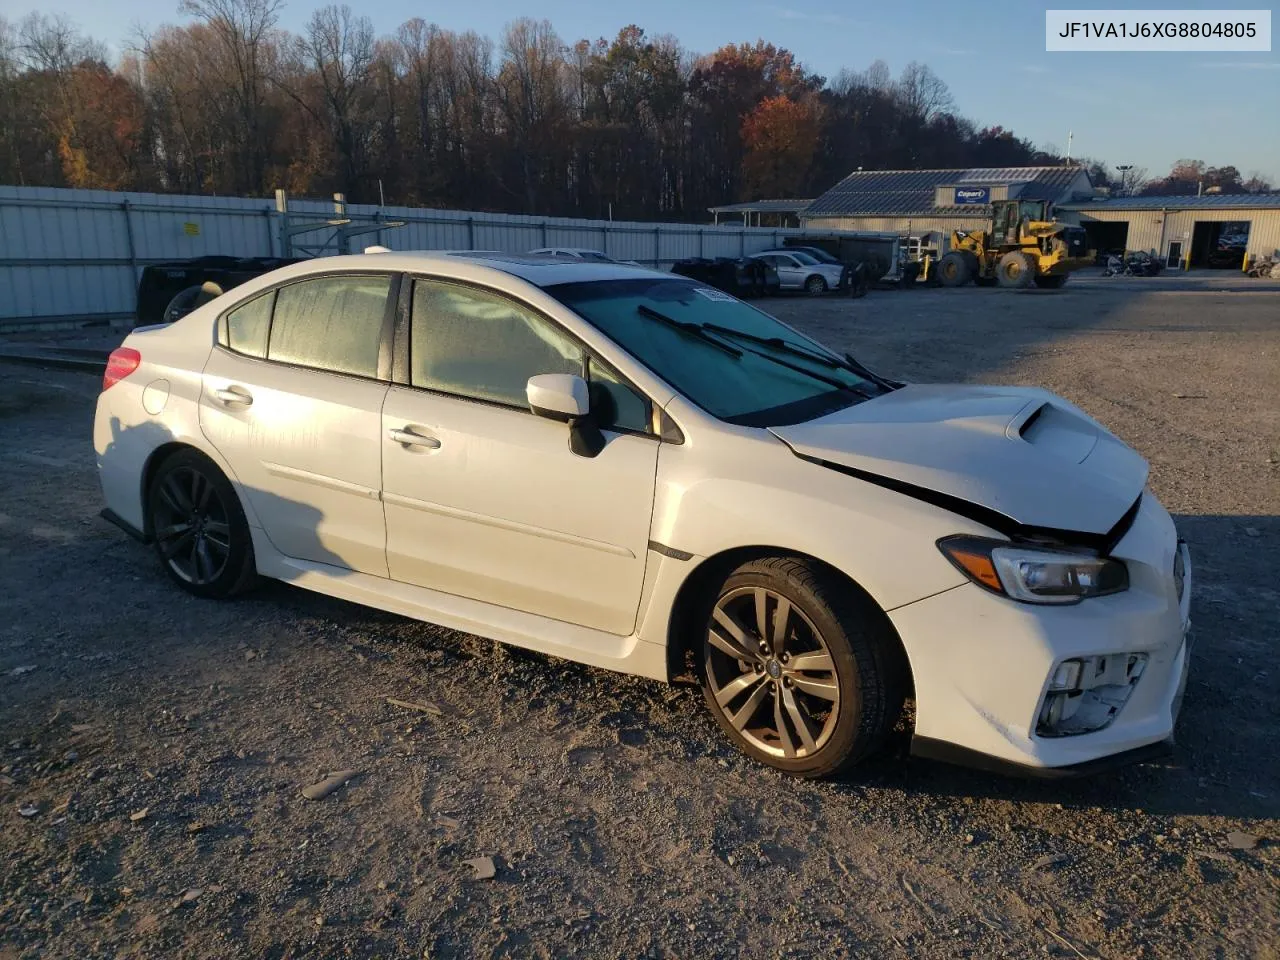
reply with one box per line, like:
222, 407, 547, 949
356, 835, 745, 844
1167, 241, 1183, 270
381, 277, 659, 635
199, 273, 396, 575
773, 255, 805, 289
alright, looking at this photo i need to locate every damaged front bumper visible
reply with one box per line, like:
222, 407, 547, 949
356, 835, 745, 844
891, 496, 1192, 777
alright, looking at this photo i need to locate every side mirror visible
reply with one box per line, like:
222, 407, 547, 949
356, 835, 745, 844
527, 374, 589, 422
527, 374, 605, 458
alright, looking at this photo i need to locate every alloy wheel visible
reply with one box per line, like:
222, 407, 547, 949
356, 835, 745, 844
152, 466, 232, 586
704, 586, 841, 759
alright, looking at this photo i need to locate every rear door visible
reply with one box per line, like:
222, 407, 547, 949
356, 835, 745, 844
380, 276, 659, 635
199, 272, 398, 575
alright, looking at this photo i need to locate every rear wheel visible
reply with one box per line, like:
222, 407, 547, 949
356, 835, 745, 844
996, 251, 1035, 289
936, 252, 970, 287
697, 557, 905, 778
804, 275, 828, 296
1033, 274, 1069, 289
148, 449, 256, 599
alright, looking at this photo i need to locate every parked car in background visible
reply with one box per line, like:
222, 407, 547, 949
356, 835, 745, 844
1207, 240, 1247, 269
136, 256, 302, 327
529, 247, 641, 266
671, 257, 779, 298
779, 245, 843, 266
96, 250, 1192, 780
750, 250, 847, 295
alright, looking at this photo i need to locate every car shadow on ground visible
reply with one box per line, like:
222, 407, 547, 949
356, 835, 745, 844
91, 409, 1280, 824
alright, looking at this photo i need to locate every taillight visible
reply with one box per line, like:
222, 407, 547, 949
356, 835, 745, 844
103, 347, 142, 391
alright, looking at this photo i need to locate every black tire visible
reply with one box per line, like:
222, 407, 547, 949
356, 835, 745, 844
697, 557, 906, 778
936, 252, 970, 287
996, 251, 1035, 289
1033, 274, 1069, 289
804, 275, 828, 296
148, 448, 257, 599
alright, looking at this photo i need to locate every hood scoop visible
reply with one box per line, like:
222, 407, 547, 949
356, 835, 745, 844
769, 384, 1148, 538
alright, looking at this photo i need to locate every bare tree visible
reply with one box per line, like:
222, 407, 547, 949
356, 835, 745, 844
17, 13, 105, 71
178, 0, 283, 192
0, 17, 22, 183
895, 61, 954, 121
495, 18, 571, 211
292, 4, 379, 196
1242, 170, 1273, 193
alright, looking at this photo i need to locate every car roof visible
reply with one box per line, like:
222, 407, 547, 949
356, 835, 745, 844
268, 250, 666, 288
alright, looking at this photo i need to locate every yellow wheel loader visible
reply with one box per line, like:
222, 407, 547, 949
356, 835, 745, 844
935, 199, 1092, 290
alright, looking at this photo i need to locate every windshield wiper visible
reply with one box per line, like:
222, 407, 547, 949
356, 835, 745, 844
636, 304, 742, 358
699, 324, 875, 397
700, 323, 843, 368
637, 305, 870, 397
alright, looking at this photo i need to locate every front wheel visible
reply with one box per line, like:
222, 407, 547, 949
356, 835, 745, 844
148, 449, 257, 599
804, 275, 828, 296
698, 557, 905, 778
996, 251, 1035, 288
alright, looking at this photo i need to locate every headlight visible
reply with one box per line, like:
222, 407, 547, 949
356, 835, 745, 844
937, 536, 1128, 604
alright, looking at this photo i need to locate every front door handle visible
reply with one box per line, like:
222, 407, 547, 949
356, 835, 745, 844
388, 427, 441, 449
213, 386, 253, 406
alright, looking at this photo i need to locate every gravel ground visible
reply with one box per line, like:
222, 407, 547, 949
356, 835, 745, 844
1, 275, 1277, 959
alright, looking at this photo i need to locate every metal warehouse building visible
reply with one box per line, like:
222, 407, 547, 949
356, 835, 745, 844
800, 165, 1096, 235
1060, 194, 1280, 271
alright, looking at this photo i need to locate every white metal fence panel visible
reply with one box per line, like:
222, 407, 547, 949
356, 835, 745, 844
0, 185, 853, 326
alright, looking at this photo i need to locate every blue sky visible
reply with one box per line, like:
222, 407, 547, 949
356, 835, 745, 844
12, 0, 1279, 183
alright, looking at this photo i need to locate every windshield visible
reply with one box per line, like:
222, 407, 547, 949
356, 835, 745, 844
576, 251, 613, 262
788, 251, 820, 265
546, 278, 882, 426
796, 247, 840, 264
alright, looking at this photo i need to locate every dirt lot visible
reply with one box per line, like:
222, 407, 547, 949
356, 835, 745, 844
1, 276, 1278, 959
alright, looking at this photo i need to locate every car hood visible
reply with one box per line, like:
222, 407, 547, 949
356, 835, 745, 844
768, 384, 1148, 537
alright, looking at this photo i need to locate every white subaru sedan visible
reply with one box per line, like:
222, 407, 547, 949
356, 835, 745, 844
94, 252, 1192, 778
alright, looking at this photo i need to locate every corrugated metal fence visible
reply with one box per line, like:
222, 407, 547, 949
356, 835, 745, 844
0, 185, 836, 328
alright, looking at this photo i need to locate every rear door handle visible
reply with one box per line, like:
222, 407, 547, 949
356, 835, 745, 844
213, 386, 253, 406
388, 427, 441, 449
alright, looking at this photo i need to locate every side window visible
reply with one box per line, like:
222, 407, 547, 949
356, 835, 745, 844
223, 291, 273, 358
411, 279, 583, 407
587, 357, 651, 434
267, 274, 391, 378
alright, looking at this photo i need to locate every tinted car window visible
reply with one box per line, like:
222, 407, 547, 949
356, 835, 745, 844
587, 357, 650, 433
267, 275, 391, 378
224, 291, 273, 358
411, 279, 583, 407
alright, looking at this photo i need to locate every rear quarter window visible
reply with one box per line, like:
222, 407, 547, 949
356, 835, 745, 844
222, 291, 274, 358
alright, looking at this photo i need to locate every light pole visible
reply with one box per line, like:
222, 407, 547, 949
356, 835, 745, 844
1115, 164, 1133, 197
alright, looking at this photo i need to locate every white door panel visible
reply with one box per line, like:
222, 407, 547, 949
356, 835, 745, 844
381, 386, 658, 635
200, 348, 389, 575
777, 257, 804, 288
